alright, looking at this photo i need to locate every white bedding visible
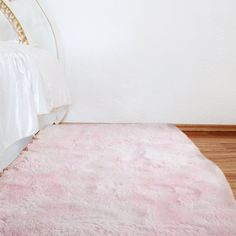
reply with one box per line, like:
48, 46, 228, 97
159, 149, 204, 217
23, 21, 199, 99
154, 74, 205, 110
0, 41, 70, 155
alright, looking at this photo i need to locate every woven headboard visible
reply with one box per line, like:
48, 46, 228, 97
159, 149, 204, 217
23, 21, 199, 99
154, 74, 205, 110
0, 0, 28, 44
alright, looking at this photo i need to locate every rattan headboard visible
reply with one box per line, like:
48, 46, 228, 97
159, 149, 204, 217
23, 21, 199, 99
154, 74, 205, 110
0, 0, 60, 59
0, 0, 28, 44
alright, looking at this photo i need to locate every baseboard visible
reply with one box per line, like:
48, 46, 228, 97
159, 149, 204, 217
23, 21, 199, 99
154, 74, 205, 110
176, 124, 236, 132
62, 122, 236, 132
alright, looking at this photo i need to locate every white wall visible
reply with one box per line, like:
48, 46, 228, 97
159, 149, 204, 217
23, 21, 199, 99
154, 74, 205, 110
44, 0, 236, 124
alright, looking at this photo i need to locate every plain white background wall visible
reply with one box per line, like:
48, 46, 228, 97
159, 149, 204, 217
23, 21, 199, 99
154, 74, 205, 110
44, 0, 236, 124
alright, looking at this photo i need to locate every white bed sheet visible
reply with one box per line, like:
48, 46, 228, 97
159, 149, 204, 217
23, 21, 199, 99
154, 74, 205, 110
0, 41, 70, 155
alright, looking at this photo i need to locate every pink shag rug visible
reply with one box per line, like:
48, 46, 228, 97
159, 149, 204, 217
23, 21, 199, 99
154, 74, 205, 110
0, 124, 236, 236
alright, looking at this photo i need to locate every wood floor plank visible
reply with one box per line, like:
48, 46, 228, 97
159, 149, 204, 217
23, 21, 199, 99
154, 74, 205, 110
183, 131, 236, 199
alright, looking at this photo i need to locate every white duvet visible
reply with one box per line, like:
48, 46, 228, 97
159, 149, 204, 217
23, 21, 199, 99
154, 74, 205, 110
0, 41, 70, 155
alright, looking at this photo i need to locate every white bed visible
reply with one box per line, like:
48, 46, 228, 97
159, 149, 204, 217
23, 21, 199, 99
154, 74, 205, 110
0, 0, 70, 172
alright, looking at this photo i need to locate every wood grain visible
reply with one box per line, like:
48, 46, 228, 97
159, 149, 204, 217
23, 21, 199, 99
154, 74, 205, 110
177, 124, 236, 132
183, 131, 236, 199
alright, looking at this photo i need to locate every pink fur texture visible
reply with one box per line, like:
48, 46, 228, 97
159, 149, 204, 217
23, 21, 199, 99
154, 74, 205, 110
0, 124, 236, 235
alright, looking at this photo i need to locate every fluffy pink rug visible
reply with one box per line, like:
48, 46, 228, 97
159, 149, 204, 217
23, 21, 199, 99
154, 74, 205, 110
0, 124, 236, 235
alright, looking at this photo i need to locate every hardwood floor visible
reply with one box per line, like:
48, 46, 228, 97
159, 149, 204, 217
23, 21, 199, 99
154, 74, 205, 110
183, 131, 236, 199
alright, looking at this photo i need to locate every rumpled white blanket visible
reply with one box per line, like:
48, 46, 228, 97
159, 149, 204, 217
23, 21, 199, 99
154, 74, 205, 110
0, 41, 70, 154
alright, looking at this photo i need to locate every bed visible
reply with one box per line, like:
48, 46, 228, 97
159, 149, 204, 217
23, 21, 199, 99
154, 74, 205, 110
0, 0, 70, 172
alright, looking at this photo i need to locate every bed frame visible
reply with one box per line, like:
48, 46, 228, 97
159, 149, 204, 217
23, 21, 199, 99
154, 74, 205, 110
0, 0, 68, 172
